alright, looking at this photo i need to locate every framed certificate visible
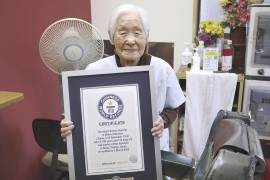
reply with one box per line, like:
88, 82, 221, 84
62, 66, 162, 180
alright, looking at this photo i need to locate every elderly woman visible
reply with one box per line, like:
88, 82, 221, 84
61, 4, 185, 151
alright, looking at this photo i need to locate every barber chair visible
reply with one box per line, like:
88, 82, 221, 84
32, 111, 266, 180
32, 119, 68, 180
161, 110, 266, 180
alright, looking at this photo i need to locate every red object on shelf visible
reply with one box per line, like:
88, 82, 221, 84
222, 48, 232, 56
263, 159, 270, 180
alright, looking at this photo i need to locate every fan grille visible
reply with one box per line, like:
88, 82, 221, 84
39, 18, 104, 74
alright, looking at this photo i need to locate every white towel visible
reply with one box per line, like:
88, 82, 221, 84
182, 71, 237, 160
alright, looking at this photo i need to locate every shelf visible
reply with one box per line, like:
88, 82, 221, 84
259, 136, 270, 141
176, 70, 244, 112
176, 71, 244, 82
0, 91, 24, 110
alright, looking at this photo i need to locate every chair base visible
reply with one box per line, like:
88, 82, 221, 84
42, 152, 69, 171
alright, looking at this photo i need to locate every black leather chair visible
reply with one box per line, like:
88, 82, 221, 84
161, 110, 266, 180
32, 111, 265, 180
32, 119, 68, 180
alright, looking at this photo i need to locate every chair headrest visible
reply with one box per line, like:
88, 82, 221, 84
32, 118, 67, 154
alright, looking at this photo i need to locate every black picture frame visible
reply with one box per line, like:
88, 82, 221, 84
62, 66, 162, 180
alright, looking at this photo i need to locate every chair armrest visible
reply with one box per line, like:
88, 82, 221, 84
161, 150, 195, 179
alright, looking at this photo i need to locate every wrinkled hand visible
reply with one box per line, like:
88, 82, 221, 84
151, 115, 164, 138
60, 119, 74, 141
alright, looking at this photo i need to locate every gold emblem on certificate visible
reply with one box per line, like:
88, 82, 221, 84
98, 94, 124, 120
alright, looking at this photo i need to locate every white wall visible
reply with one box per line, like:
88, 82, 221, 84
200, 0, 223, 21
91, 0, 194, 70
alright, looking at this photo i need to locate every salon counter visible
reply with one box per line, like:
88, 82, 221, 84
0, 91, 24, 110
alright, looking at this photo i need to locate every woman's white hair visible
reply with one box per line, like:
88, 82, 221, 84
108, 4, 149, 42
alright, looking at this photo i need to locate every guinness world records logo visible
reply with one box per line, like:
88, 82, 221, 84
111, 177, 120, 180
103, 176, 134, 180
98, 94, 123, 120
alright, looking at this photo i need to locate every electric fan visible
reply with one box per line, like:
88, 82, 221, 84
39, 18, 104, 113
39, 18, 104, 74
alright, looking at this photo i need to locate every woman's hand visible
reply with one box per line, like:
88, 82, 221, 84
60, 119, 74, 141
151, 115, 164, 138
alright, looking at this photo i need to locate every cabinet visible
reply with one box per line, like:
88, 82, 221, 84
169, 71, 245, 153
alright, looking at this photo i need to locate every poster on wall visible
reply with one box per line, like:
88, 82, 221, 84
62, 66, 162, 180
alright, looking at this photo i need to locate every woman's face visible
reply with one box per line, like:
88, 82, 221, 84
112, 12, 147, 66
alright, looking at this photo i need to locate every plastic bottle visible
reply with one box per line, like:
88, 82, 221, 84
180, 43, 193, 71
222, 39, 233, 71
197, 41, 204, 60
191, 48, 201, 71
197, 41, 204, 69
216, 38, 224, 70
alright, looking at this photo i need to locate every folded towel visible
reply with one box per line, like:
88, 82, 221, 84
182, 71, 237, 160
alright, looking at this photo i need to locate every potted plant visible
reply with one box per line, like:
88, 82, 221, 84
219, 0, 261, 43
197, 20, 224, 47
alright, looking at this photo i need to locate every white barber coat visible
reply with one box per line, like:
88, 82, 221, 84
86, 55, 185, 150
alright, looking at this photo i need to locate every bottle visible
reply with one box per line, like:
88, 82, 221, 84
222, 39, 233, 71
203, 47, 219, 71
197, 41, 204, 69
216, 38, 224, 70
197, 41, 204, 60
180, 43, 193, 71
191, 48, 201, 71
